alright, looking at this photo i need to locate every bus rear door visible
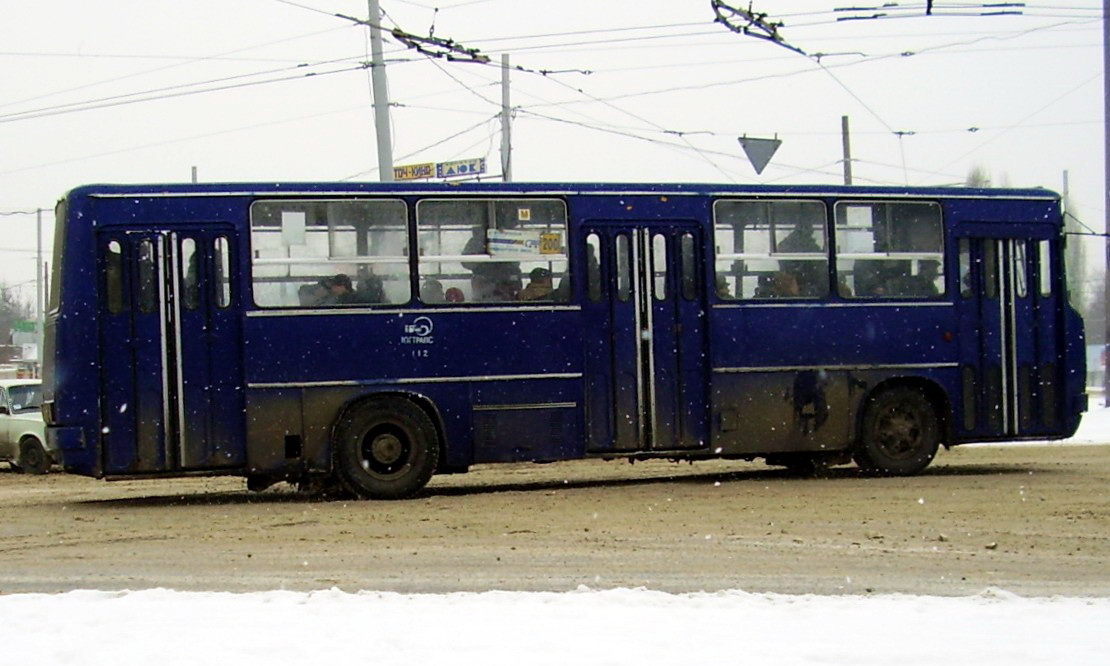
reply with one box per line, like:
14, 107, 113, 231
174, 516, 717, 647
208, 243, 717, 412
98, 228, 244, 474
958, 232, 1061, 436
582, 224, 709, 453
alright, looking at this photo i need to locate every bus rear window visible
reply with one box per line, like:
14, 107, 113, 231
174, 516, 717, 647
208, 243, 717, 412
416, 198, 569, 304
249, 199, 409, 308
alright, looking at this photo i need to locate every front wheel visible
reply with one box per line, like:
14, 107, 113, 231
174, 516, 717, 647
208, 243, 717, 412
17, 438, 51, 475
333, 397, 440, 500
854, 388, 940, 476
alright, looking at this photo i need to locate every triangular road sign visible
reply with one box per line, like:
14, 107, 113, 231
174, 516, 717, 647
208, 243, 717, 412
738, 136, 782, 175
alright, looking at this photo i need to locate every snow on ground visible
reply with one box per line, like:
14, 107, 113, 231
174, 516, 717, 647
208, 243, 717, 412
2, 408, 1108, 664
1, 587, 1108, 665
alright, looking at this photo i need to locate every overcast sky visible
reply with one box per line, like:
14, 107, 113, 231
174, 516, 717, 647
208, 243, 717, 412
0, 1, 1103, 305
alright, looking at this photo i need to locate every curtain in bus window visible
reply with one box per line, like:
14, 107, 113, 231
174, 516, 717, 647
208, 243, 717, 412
415, 198, 569, 304
712, 199, 828, 299
249, 199, 410, 308
834, 201, 943, 299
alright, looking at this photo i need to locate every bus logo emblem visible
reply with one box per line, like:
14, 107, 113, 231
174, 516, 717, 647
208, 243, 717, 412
402, 316, 434, 344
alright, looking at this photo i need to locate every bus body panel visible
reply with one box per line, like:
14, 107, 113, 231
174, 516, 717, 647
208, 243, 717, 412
42, 182, 1086, 488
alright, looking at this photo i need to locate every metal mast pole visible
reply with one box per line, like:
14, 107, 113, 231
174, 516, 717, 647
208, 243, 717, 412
368, 0, 394, 181
501, 54, 512, 182
841, 115, 853, 185
1103, 0, 1109, 400
36, 208, 43, 377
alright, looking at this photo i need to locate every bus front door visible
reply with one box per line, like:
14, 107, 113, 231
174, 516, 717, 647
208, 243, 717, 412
582, 224, 708, 453
98, 229, 244, 474
960, 235, 1060, 436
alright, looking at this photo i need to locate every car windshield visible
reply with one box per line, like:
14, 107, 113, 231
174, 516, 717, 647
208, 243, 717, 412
8, 385, 42, 413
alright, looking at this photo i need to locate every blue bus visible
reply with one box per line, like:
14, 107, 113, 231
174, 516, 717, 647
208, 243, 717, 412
43, 182, 1087, 498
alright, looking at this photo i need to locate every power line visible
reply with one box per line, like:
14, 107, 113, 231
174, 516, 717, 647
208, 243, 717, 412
0, 24, 357, 113
0, 60, 374, 125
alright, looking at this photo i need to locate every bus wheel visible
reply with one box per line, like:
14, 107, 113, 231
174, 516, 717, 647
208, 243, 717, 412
854, 388, 939, 476
17, 438, 51, 475
333, 398, 439, 500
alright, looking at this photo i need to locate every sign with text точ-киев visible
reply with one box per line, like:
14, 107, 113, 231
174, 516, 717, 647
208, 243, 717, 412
394, 162, 435, 181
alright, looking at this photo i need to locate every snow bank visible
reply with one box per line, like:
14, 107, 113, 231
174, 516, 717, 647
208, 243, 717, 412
1, 587, 1107, 665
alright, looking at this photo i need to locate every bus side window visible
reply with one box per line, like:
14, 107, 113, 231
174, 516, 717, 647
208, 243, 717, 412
652, 233, 667, 301
680, 233, 697, 301
215, 236, 232, 308
615, 234, 631, 302
835, 201, 943, 299
106, 240, 126, 314
983, 240, 998, 300
181, 238, 199, 310
587, 233, 602, 302
713, 199, 827, 300
137, 239, 157, 314
1013, 241, 1028, 298
1038, 240, 1052, 297
959, 238, 972, 298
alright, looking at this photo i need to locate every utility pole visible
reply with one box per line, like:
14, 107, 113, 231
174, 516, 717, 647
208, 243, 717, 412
368, 0, 394, 181
36, 208, 43, 377
1103, 0, 1109, 400
500, 54, 512, 182
841, 115, 853, 185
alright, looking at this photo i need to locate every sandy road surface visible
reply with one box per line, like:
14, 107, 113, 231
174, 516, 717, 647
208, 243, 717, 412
1, 443, 1108, 596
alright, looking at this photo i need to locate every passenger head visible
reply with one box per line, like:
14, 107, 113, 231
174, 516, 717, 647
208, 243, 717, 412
772, 271, 800, 297
528, 267, 552, 286
329, 273, 353, 295
445, 287, 465, 303
422, 279, 445, 303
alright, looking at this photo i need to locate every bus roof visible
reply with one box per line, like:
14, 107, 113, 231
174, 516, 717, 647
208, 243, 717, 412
65, 181, 1060, 202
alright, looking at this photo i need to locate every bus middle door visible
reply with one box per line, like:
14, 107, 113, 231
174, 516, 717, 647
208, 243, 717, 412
582, 223, 708, 453
98, 228, 243, 474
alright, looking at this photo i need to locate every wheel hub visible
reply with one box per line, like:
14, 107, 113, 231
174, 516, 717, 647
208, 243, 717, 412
369, 433, 404, 465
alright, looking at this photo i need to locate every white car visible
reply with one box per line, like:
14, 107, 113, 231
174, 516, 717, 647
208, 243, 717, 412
0, 379, 52, 474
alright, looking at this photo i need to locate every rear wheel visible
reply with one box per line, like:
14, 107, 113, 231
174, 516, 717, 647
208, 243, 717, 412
17, 438, 51, 475
333, 397, 439, 500
854, 387, 939, 476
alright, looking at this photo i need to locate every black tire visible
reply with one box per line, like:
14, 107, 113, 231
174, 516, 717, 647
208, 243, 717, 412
333, 397, 439, 500
854, 387, 940, 476
17, 438, 51, 475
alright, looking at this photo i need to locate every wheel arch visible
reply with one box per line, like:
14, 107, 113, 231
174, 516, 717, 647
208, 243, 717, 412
854, 376, 953, 449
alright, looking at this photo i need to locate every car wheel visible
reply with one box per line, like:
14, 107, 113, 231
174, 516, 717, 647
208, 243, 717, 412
18, 438, 51, 475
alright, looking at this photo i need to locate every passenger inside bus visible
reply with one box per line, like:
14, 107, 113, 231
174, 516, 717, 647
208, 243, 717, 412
777, 219, 824, 296
421, 278, 446, 303
519, 268, 554, 301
